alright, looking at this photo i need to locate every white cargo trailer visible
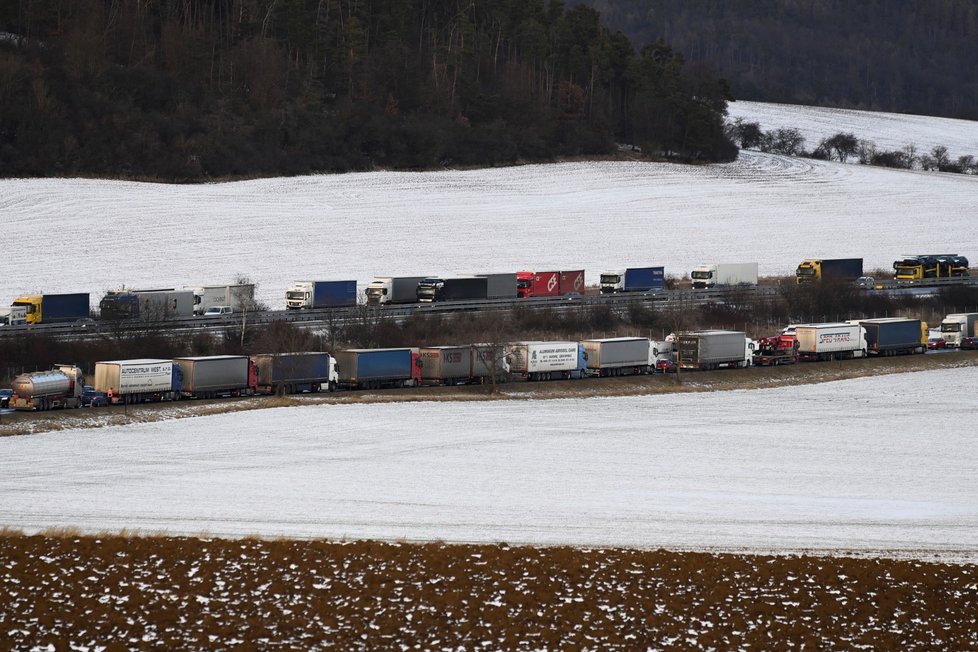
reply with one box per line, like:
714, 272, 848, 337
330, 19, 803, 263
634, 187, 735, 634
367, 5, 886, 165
690, 262, 759, 289
94, 359, 174, 403
507, 342, 585, 381
581, 337, 652, 376
184, 284, 255, 315
794, 323, 867, 361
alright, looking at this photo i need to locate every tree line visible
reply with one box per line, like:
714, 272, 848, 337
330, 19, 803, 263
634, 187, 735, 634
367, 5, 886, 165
577, 0, 978, 120
0, 0, 736, 181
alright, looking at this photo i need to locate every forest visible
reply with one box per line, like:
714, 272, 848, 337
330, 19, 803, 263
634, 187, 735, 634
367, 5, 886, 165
0, 0, 736, 180
577, 0, 978, 120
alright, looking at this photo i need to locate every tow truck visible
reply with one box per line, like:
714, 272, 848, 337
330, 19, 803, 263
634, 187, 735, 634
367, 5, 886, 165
752, 334, 799, 366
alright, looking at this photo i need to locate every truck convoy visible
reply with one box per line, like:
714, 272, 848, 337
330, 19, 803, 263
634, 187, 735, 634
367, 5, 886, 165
794, 323, 868, 361
506, 341, 588, 381
11, 293, 90, 324
856, 318, 926, 356
795, 258, 863, 283
600, 267, 665, 293
285, 280, 357, 309
172, 355, 258, 398
335, 348, 422, 389
94, 359, 178, 403
581, 337, 653, 377
185, 284, 256, 315
8, 365, 86, 410
365, 276, 429, 305
690, 263, 758, 289
419, 345, 509, 385
516, 270, 585, 298
677, 330, 753, 370
251, 352, 339, 393
417, 277, 488, 302
99, 289, 195, 320
939, 313, 978, 347
893, 254, 970, 280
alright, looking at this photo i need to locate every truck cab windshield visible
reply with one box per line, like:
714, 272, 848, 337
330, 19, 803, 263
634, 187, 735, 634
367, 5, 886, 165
795, 267, 815, 276
600, 274, 621, 285
690, 271, 712, 280
286, 291, 306, 301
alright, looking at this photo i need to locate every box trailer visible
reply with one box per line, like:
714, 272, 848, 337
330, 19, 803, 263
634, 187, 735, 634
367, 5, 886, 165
184, 284, 255, 315
420, 346, 474, 385
794, 323, 867, 361
581, 337, 652, 376
94, 359, 176, 403
690, 263, 758, 289
251, 352, 339, 394
365, 276, 428, 305
416, 277, 488, 302
677, 330, 752, 370
507, 342, 587, 381
939, 313, 978, 347
12, 293, 90, 324
172, 356, 256, 398
599, 267, 665, 293
474, 273, 518, 299
795, 258, 863, 283
858, 318, 926, 356
516, 270, 585, 298
335, 348, 421, 389
285, 280, 357, 309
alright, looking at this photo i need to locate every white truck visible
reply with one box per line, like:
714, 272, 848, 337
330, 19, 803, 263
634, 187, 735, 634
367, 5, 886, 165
0, 305, 27, 326
507, 341, 587, 381
365, 276, 428, 305
94, 359, 175, 403
184, 284, 255, 316
939, 313, 978, 347
690, 262, 759, 289
794, 323, 867, 361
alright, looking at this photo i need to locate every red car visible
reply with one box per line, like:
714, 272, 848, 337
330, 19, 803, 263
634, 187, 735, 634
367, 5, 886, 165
655, 357, 677, 373
927, 337, 947, 350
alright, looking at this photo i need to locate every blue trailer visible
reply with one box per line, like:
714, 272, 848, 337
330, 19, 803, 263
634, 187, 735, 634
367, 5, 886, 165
335, 348, 421, 389
43, 294, 90, 322
859, 318, 925, 356
286, 280, 357, 309
599, 267, 665, 293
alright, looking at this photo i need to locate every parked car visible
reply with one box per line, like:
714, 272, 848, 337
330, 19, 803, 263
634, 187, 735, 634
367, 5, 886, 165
927, 337, 947, 350
81, 386, 109, 407
655, 357, 677, 373
0, 388, 12, 408
960, 336, 978, 350
203, 305, 233, 316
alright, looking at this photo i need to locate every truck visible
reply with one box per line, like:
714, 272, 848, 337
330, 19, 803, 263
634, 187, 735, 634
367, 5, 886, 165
599, 267, 665, 293
794, 323, 867, 361
939, 313, 978, 347
677, 330, 753, 370
8, 364, 85, 411
416, 277, 488, 302
11, 293, 90, 324
474, 273, 518, 299
285, 280, 357, 310
93, 359, 178, 403
419, 344, 509, 386
893, 255, 970, 281
795, 258, 863, 283
251, 352, 339, 394
690, 263, 758, 289
335, 348, 422, 389
184, 284, 256, 315
171, 355, 257, 398
516, 270, 585, 298
364, 276, 428, 305
99, 289, 195, 320
0, 305, 27, 326
857, 318, 926, 356
506, 341, 588, 381
752, 334, 799, 366
581, 337, 652, 377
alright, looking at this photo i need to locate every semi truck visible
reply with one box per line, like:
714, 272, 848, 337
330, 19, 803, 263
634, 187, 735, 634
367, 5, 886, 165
94, 359, 178, 403
416, 277, 488, 302
939, 313, 978, 347
581, 337, 652, 376
285, 280, 357, 309
11, 293, 90, 324
599, 267, 665, 293
893, 255, 970, 280
419, 344, 509, 385
0, 306, 27, 326
506, 341, 588, 381
364, 276, 428, 305
8, 365, 85, 411
473, 273, 518, 299
335, 348, 422, 389
251, 352, 339, 394
185, 284, 255, 315
677, 330, 753, 370
171, 355, 258, 398
752, 334, 799, 366
516, 270, 585, 298
690, 263, 758, 289
99, 289, 195, 320
857, 318, 926, 356
795, 258, 863, 283
794, 323, 867, 361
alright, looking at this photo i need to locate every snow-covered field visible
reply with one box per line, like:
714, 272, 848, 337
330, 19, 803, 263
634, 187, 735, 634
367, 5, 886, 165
3, 102, 977, 309
728, 100, 978, 160
1, 368, 976, 560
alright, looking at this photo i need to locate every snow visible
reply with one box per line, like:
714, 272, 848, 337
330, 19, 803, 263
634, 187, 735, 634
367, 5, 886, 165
3, 131, 977, 310
1, 368, 976, 559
